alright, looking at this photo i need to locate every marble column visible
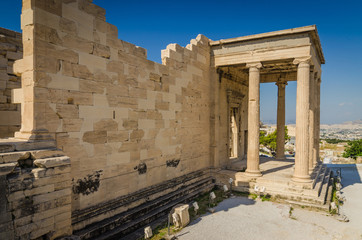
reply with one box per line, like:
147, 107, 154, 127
308, 72, 316, 172
315, 77, 321, 163
246, 62, 262, 177
276, 80, 287, 160
292, 58, 312, 183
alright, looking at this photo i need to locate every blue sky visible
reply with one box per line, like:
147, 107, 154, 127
2, 0, 361, 124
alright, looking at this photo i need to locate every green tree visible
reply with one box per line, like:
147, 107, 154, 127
342, 139, 362, 160
260, 126, 290, 152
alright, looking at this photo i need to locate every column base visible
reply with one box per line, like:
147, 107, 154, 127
292, 174, 312, 183
15, 131, 55, 141
245, 169, 262, 177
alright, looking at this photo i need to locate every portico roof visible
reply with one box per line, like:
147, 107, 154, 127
210, 25, 325, 66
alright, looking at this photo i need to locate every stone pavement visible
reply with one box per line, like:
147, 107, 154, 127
177, 164, 362, 240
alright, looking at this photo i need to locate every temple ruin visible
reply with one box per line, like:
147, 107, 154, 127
0, 1, 327, 239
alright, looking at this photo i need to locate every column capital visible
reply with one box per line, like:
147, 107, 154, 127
276, 80, 288, 88
246, 62, 262, 69
293, 57, 312, 66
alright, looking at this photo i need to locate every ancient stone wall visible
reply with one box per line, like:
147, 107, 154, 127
0, 150, 72, 240
0, 28, 22, 138
12, 0, 215, 230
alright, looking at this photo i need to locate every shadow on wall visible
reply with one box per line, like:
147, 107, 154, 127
326, 164, 362, 188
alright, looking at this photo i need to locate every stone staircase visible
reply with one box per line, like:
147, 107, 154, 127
231, 163, 333, 210
73, 171, 214, 240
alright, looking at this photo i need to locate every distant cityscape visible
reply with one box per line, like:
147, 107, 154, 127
261, 120, 361, 164
320, 119, 362, 140
263, 119, 362, 141
320, 127, 361, 141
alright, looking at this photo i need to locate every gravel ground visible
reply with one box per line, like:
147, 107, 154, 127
177, 165, 362, 240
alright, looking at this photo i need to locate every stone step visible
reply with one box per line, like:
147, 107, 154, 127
315, 167, 328, 196
0, 148, 66, 176
319, 169, 332, 199
286, 199, 329, 211
117, 183, 214, 240
119, 212, 168, 240
312, 164, 324, 189
73, 176, 214, 239
233, 184, 325, 205
71, 170, 209, 230
0, 148, 64, 164
324, 179, 333, 206
226, 165, 333, 210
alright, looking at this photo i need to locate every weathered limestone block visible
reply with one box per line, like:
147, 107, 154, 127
0, 152, 27, 163
78, 0, 106, 20
109, 96, 138, 108
83, 130, 107, 144
122, 119, 138, 130
6, 51, 22, 60
62, 35, 94, 54
107, 131, 129, 143
129, 87, 147, 99
36, 54, 60, 74
0, 162, 17, 176
34, 23, 62, 45
34, 156, 70, 168
106, 60, 124, 73
93, 43, 110, 59
70, 63, 93, 79
70, 91, 93, 105
79, 79, 105, 94
62, 119, 84, 132
37, 47, 79, 64
174, 204, 190, 227
0, 42, 17, 52
60, 18, 77, 35
33, 0, 63, 17
79, 52, 107, 71
130, 129, 144, 141
0, 79, 7, 90
106, 85, 128, 98
144, 226, 152, 239
94, 119, 118, 131
13, 56, 32, 76
56, 104, 79, 119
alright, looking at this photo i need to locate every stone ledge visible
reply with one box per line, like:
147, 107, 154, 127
0, 149, 64, 164
0, 138, 56, 152
34, 156, 70, 168
0, 162, 17, 176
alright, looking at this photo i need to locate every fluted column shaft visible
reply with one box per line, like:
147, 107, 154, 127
308, 72, 316, 172
293, 59, 312, 183
315, 78, 321, 163
276, 81, 287, 160
246, 62, 262, 177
